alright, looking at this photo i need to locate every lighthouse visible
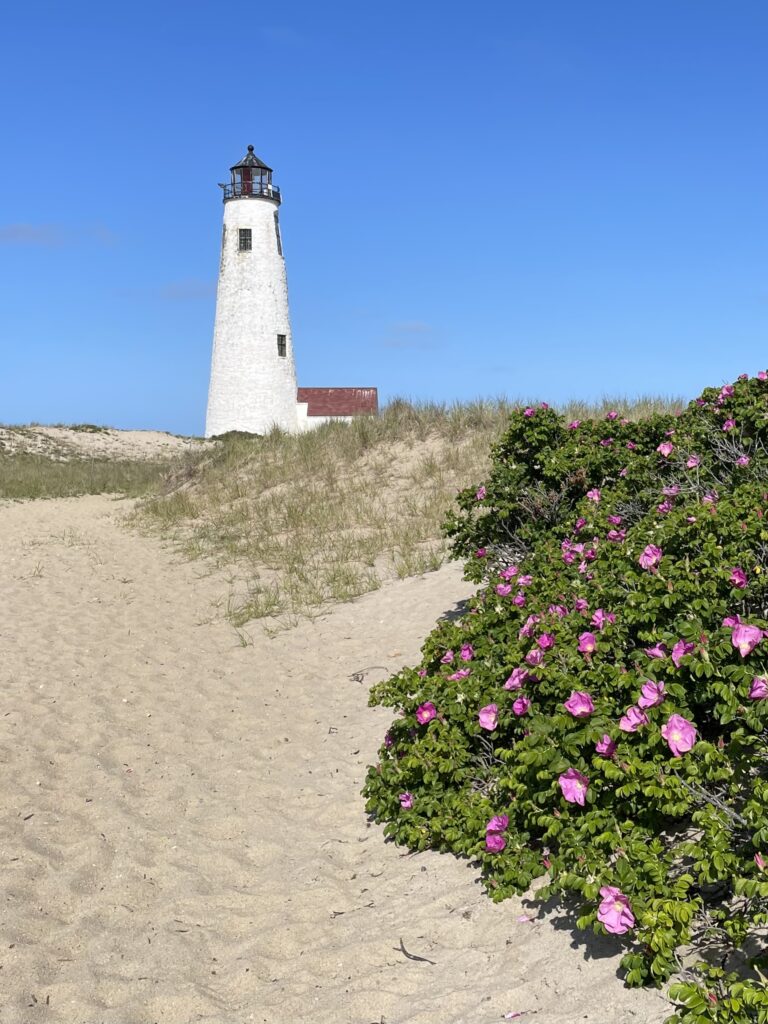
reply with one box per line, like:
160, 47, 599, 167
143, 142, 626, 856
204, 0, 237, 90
205, 146, 299, 437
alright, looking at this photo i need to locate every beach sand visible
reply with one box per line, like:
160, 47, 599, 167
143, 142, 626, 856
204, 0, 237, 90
0, 494, 671, 1023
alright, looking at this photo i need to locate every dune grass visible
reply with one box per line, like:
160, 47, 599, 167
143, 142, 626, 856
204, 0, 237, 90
135, 394, 685, 629
0, 452, 176, 500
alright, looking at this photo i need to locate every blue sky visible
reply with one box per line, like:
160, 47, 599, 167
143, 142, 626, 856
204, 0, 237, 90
1, 1, 766, 435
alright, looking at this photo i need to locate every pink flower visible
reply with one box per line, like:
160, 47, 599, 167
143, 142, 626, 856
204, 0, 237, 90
619, 467, 628, 477
537, 633, 555, 650
591, 608, 615, 630
475, 548, 487, 558
564, 691, 595, 717
578, 631, 597, 654
607, 529, 626, 542
595, 734, 617, 758
485, 833, 506, 852
749, 677, 768, 700
759, 371, 768, 381
721, 384, 735, 398
558, 768, 589, 806
600, 438, 614, 447
723, 419, 736, 431
644, 643, 668, 659
657, 442, 674, 458
586, 489, 601, 503
723, 614, 742, 627
639, 544, 663, 571
518, 574, 533, 587
606, 410, 618, 420
637, 680, 665, 709
730, 567, 748, 589
416, 702, 437, 724
736, 455, 751, 468
417, 669, 427, 678
496, 583, 512, 597
479, 704, 499, 730
626, 441, 637, 450
574, 598, 589, 614
486, 814, 509, 833
663, 485, 680, 497
384, 731, 394, 748
597, 886, 635, 935
657, 500, 672, 515
399, 792, 414, 809
671, 640, 695, 667
524, 407, 535, 417
756, 852, 767, 870
440, 649, 455, 664
568, 420, 581, 430
512, 696, 531, 716
548, 604, 568, 617
447, 668, 471, 681
619, 706, 649, 732
500, 565, 519, 580
504, 667, 529, 690
475, 486, 487, 500
525, 648, 544, 667
460, 643, 475, 661
574, 517, 587, 531
519, 614, 542, 638
607, 515, 623, 525
686, 454, 700, 468
512, 592, 526, 607
661, 713, 697, 756
732, 623, 763, 658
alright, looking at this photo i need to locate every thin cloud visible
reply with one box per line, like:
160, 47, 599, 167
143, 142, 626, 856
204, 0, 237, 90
0, 222, 117, 247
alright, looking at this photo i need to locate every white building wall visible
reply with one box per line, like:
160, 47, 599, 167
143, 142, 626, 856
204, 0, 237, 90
296, 403, 353, 432
205, 195, 299, 437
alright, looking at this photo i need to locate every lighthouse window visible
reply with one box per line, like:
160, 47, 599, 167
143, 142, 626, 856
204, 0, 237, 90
277, 334, 287, 357
238, 228, 252, 252
274, 212, 283, 256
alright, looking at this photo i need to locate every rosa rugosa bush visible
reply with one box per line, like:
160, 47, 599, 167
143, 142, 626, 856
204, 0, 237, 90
363, 373, 768, 1017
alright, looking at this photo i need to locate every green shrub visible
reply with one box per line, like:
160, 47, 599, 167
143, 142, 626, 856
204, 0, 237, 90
363, 374, 768, 1018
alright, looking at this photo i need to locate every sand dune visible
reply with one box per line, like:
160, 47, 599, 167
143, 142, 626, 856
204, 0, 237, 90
0, 495, 670, 1023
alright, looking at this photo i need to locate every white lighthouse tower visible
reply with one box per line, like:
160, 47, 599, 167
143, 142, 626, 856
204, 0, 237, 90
205, 146, 299, 437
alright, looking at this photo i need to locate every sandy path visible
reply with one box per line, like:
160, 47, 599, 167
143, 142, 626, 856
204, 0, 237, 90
0, 496, 670, 1024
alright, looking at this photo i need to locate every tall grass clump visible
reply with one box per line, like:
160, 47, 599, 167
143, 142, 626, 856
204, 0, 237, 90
136, 395, 683, 628
363, 374, 768, 1022
0, 453, 177, 500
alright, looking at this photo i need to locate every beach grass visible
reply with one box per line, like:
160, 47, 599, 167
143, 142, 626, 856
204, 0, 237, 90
135, 394, 684, 628
0, 452, 177, 500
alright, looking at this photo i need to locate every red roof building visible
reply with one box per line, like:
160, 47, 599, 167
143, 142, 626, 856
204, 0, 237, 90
297, 387, 378, 419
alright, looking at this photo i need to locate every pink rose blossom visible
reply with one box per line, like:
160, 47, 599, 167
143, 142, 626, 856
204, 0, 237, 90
460, 643, 475, 662
518, 574, 533, 587
595, 734, 617, 757
591, 608, 616, 630
479, 704, 499, 730
568, 420, 581, 430
496, 583, 512, 597
607, 515, 623, 525
657, 442, 674, 458
574, 598, 589, 614
736, 455, 751, 468
756, 852, 767, 870
537, 633, 555, 650
578, 631, 597, 653
607, 529, 626, 542
417, 669, 427, 678
558, 768, 589, 806
686, 454, 701, 469
475, 486, 487, 500
732, 623, 763, 657
548, 604, 568, 617
475, 548, 487, 558
525, 648, 544, 667
637, 680, 665, 709
661, 714, 697, 756
619, 706, 649, 732
523, 407, 535, 417
500, 565, 519, 580
416, 702, 437, 724
671, 640, 695, 667
626, 440, 638, 450
639, 545, 663, 571
723, 614, 742, 627
657, 500, 672, 515
663, 485, 680, 497
513, 696, 531, 716
440, 649, 455, 664
399, 792, 413, 809
721, 384, 735, 398
730, 567, 748, 589
519, 614, 542, 638
564, 691, 595, 717
619, 467, 628, 477
574, 517, 587, 531
447, 668, 471, 681
512, 592, 526, 607
749, 677, 768, 700
644, 643, 668, 659
504, 668, 529, 690
586, 489, 601, 503
485, 833, 506, 852
723, 419, 736, 431
486, 814, 509, 833
600, 438, 614, 447
606, 410, 618, 420
759, 371, 768, 381
597, 886, 635, 935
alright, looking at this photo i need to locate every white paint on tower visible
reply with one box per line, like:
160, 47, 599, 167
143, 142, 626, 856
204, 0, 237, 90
205, 146, 298, 437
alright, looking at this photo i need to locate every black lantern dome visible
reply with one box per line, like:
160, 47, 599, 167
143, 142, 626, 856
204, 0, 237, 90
220, 145, 281, 204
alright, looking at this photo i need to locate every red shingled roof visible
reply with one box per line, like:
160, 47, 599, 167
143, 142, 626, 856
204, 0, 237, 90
297, 387, 378, 417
